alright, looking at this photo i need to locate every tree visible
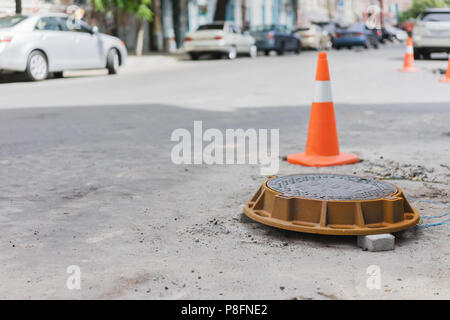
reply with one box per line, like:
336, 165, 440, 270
173, 0, 189, 47
15, 0, 21, 14
241, 0, 247, 29
214, 0, 230, 21
399, 0, 450, 21
94, 0, 153, 56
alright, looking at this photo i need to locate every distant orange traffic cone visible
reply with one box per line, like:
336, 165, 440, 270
439, 58, 450, 83
398, 37, 419, 72
287, 52, 358, 167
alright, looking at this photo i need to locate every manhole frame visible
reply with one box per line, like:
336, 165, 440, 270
243, 174, 420, 236
266, 173, 399, 201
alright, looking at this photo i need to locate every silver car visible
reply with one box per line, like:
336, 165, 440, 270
183, 22, 257, 60
0, 13, 127, 80
413, 8, 450, 59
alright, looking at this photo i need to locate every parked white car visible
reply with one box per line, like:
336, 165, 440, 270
183, 22, 257, 60
0, 13, 127, 80
389, 26, 408, 42
412, 8, 450, 59
294, 24, 332, 50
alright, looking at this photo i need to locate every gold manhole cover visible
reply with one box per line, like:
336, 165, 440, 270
243, 174, 419, 235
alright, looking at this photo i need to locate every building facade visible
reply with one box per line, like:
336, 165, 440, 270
0, 0, 87, 16
1, 0, 413, 53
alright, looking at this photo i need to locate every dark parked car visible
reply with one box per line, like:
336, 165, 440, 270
380, 27, 396, 42
334, 23, 379, 49
371, 27, 384, 43
250, 24, 301, 55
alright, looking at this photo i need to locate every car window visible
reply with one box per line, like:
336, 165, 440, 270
0, 15, 27, 28
420, 12, 450, 22
251, 25, 274, 32
35, 17, 63, 31
63, 18, 92, 33
281, 26, 292, 33
323, 23, 337, 33
197, 24, 224, 31
230, 25, 241, 34
344, 24, 364, 31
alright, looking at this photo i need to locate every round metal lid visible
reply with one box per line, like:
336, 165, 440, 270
266, 174, 397, 201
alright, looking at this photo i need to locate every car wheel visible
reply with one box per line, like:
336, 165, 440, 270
294, 42, 301, 54
189, 53, 199, 60
413, 48, 421, 60
25, 50, 48, 81
227, 46, 237, 60
248, 45, 257, 58
364, 39, 370, 49
53, 72, 64, 79
335, 46, 341, 50
277, 42, 285, 55
106, 49, 120, 75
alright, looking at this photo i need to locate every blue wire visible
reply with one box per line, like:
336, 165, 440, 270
421, 211, 450, 219
409, 198, 450, 227
418, 218, 450, 228
410, 198, 450, 208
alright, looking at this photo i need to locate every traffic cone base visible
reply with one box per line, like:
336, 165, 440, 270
439, 58, 450, 82
287, 152, 359, 167
398, 66, 419, 72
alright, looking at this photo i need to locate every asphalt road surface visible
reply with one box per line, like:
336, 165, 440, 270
0, 44, 449, 299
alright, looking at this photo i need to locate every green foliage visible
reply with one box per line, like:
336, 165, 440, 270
94, 0, 153, 21
398, 0, 449, 21
397, 11, 410, 22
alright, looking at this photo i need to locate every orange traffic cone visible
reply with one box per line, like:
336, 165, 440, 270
398, 37, 419, 72
439, 57, 450, 83
287, 52, 358, 167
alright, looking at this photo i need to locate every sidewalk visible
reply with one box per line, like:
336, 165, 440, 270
64, 54, 185, 78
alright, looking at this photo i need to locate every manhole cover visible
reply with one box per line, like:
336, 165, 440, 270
243, 174, 420, 235
267, 174, 397, 201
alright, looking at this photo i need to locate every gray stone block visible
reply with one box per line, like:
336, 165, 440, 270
357, 234, 395, 252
